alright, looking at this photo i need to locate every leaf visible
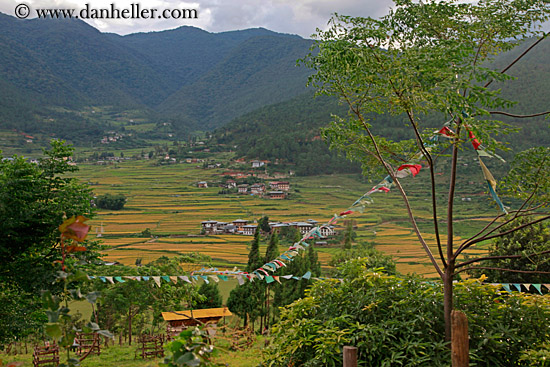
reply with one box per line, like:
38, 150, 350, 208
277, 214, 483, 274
45, 310, 59, 323
86, 322, 99, 331
97, 329, 114, 339
175, 352, 200, 367
45, 324, 62, 340
85, 291, 101, 304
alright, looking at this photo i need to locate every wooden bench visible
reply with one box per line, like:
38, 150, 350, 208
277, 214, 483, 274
33, 343, 59, 367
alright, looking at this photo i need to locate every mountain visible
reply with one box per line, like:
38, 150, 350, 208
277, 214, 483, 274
0, 13, 313, 139
214, 36, 550, 172
1, 12, 548, 156
158, 34, 312, 129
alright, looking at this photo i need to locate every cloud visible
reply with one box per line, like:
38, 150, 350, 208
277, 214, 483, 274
0, 0, 394, 37
0, 0, 545, 37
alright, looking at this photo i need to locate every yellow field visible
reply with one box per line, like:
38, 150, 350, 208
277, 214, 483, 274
72, 159, 498, 277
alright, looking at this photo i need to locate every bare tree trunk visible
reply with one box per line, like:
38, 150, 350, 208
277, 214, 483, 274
128, 309, 133, 346
444, 261, 455, 342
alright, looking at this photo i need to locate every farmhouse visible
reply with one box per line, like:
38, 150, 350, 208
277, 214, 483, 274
267, 191, 286, 199
269, 181, 290, 191
199, 218, 336, 238
319, 225, 336, 238
237, 184, 249, 194
197, 181, 208, 188
292, 222, 314, 235
232, 219, 248, 232
201, 220, 219, 234
242, 224, 258, 235
250, 183, 266, 195
251, 160, 264, 168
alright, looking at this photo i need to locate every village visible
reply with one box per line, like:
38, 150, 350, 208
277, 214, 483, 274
198, 179, 291, 200
200, 218, 336, 239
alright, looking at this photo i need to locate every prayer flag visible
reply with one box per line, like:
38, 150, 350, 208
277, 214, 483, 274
179, 276, 192, 283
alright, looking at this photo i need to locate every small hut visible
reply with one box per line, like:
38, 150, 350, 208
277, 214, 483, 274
162, 307, 232, 336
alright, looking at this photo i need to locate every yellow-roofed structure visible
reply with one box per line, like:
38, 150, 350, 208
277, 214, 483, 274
162, 307, 232, 329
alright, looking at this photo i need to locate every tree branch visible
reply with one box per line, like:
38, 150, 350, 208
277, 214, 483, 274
459, 214, 550, 250
456, 249, 550, 269
455, 266, 550, 276
484, 32, 549, 88
488, 111, 550, 118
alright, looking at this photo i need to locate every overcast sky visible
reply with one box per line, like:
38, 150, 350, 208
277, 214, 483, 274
0, 0, 394, 38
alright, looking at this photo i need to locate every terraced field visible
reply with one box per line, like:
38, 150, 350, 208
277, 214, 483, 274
73, 158, 498, 278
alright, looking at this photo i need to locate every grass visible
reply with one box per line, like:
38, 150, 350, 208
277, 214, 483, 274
1, 332, 265, 367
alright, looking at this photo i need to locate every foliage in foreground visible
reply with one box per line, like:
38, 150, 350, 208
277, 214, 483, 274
263, 259, 550, 367
162, 327, 223, 367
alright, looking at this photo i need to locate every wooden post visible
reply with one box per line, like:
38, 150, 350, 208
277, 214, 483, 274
343, 346, 357, 367
452, 310, 469, 367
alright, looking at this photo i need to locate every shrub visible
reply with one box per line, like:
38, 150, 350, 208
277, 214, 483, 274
263, 260, 550, 366
95, 193, 126, 210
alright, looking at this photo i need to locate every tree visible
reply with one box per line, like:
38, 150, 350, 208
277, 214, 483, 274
95, 255, 205, 342
264, 232, 280, 263
227, 230, 264, 328
272, 229, 322, 319
195, 282, 223, 309
329, 241, 397, 277
0, 140, 95, 342
95, 193, 126, 210
303, 0, 550, 343
258, 215, 271, 234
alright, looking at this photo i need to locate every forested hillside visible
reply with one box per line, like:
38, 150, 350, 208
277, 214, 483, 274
1, 11, 548, 160
214, 36, 550, 170
0, 13, 312, 139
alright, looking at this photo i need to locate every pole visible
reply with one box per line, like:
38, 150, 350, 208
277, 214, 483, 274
343, 346, 357, 367
451, 310, 469, 367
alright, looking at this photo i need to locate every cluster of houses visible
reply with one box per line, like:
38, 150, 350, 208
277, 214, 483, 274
100, 131, 127, 144
200, 180, 291, 199
235, 181, 290, 199
200, 218, 336, 238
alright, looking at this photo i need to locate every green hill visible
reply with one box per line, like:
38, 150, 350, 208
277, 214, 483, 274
213, 36, 550, 173
0, 13, 313, 140
0, 12, 548, 158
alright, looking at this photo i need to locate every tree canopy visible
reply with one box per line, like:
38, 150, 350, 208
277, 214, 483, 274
0, 140, 95, 342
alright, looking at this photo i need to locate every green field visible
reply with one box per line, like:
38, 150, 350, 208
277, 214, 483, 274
70, 154, 499, 278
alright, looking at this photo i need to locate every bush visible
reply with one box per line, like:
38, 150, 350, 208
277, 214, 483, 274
263, 260, 550, 367
95, 193, 126, 210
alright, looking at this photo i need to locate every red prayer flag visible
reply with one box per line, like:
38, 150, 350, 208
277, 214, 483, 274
397, 164, 422, 177
468, 130, 481, 150
438, 126, 454, 137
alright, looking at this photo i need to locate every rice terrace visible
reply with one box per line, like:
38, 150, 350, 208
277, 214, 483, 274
73, 156, 493, 277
